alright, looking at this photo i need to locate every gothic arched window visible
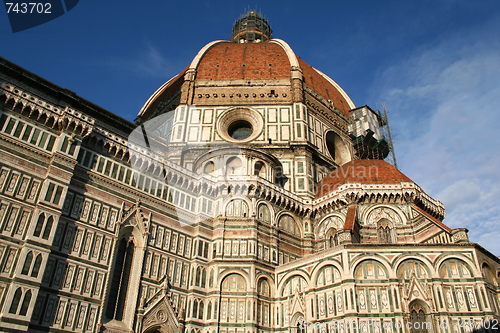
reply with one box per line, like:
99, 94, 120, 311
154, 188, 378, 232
21, 251, 33, 275
9, 288, 22, 314
201, 268, 206, 288
207, 301, 212, 320
193, 300, 198, 318
195, 267, 201, 287
31, 254, 42, 278
33, 213, 45, 237
377, 220, 393, 244
199, 301, 204, 319
19, 290, 31, 316
105, 238, 135, 321
410, 306, 428, 333
41, 216, 53, 240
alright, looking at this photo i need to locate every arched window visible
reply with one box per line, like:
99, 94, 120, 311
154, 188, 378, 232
278, 214, 300, 236
209, 269, 214, 288
201, 269, 207, 288
258, 279, 270, 297
204, 161, 215, 174
226, 157, 242, 175
254, 161, 266, 178
105, 238, 135, 321
198, 301, 204, 319
329, 234, 338, 247
19, 290, 31, 316
225, 199, 249, 217
258, 203, 271, 223
31, 254, 42, 278
208, 301, 212, 319
193, 300, 198, 318
325, 228, 338, 248
195, 267, 201, 287
41, 216, 53, 240
409, 303, 428, 333
377, 220, 393, 244
33, 213, 45, 237
21, 251, 33, 275
9, 288, 22, 314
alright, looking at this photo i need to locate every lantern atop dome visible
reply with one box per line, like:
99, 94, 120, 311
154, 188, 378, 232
230, 10, 272, 43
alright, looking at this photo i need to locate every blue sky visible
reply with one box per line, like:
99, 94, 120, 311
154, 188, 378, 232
2, 0, 500, 254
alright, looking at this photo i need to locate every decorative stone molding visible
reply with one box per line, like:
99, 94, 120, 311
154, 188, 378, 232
313, 182, 445, 220
451, 228, 470, 244
366, 206, 404, 225
337, 230, 352, 245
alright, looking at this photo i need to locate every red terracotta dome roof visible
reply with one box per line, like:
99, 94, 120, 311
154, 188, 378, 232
315, 159, 413, 199
195, 42, 291, 80
297, 57, 351, 115
138, 39, 355, 120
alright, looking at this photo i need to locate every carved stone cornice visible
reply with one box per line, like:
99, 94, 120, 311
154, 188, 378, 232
313, 182, 445, 220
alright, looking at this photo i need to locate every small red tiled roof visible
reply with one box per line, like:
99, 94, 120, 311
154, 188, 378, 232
316, 159, 413, 199
344, 205, 357, 231
413, 206, 451, 231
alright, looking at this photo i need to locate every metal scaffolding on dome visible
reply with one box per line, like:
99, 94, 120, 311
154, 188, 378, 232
349, 103, 398, 169
230, 10, 272, 43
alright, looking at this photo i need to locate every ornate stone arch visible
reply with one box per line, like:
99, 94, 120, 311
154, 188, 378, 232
363, 204, 407, 226
407, 299, 432, 333
256, 200, 273, 224
290, 311, 305, 333
278, 272, 310, 297
313, 264, 342, 288
223, 197, 251, 218
392, 255, 435, 278
255, 271, 275, 297
276, 212, 302, 237
101, 201, 150, 331
349, 255, 393, 279
395, 257, 432, 280
314, 214, 344, 240
310, 260, 344, 285
217, 270, 250, 290
434, 254, 480, 277
353, 258, 390, 281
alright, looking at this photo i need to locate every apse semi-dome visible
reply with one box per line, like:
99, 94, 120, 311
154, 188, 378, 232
137, 40, 355, 122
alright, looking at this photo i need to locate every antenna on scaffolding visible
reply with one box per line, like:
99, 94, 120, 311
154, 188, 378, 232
380, 101, 398, 169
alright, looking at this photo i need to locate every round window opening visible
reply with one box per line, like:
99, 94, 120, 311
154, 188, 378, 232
228, 120, 253, 140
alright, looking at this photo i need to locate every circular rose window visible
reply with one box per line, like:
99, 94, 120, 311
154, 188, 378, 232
228, 120, 253, 140
217, 108, 263, 143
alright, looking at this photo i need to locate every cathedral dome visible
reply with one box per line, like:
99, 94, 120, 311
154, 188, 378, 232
137, 21, 355, 121
315, 159, 413, 199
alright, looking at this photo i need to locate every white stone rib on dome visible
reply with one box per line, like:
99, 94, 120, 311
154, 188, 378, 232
268, 39, 300, 67
188, 40, 227, 71
312, 67, 355, 110
137, 73, 180, 118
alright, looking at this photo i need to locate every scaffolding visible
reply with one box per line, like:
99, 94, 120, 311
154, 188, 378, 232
380, 101, 398, 169
230, 10, 272, 43
349, 103, 398, 169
